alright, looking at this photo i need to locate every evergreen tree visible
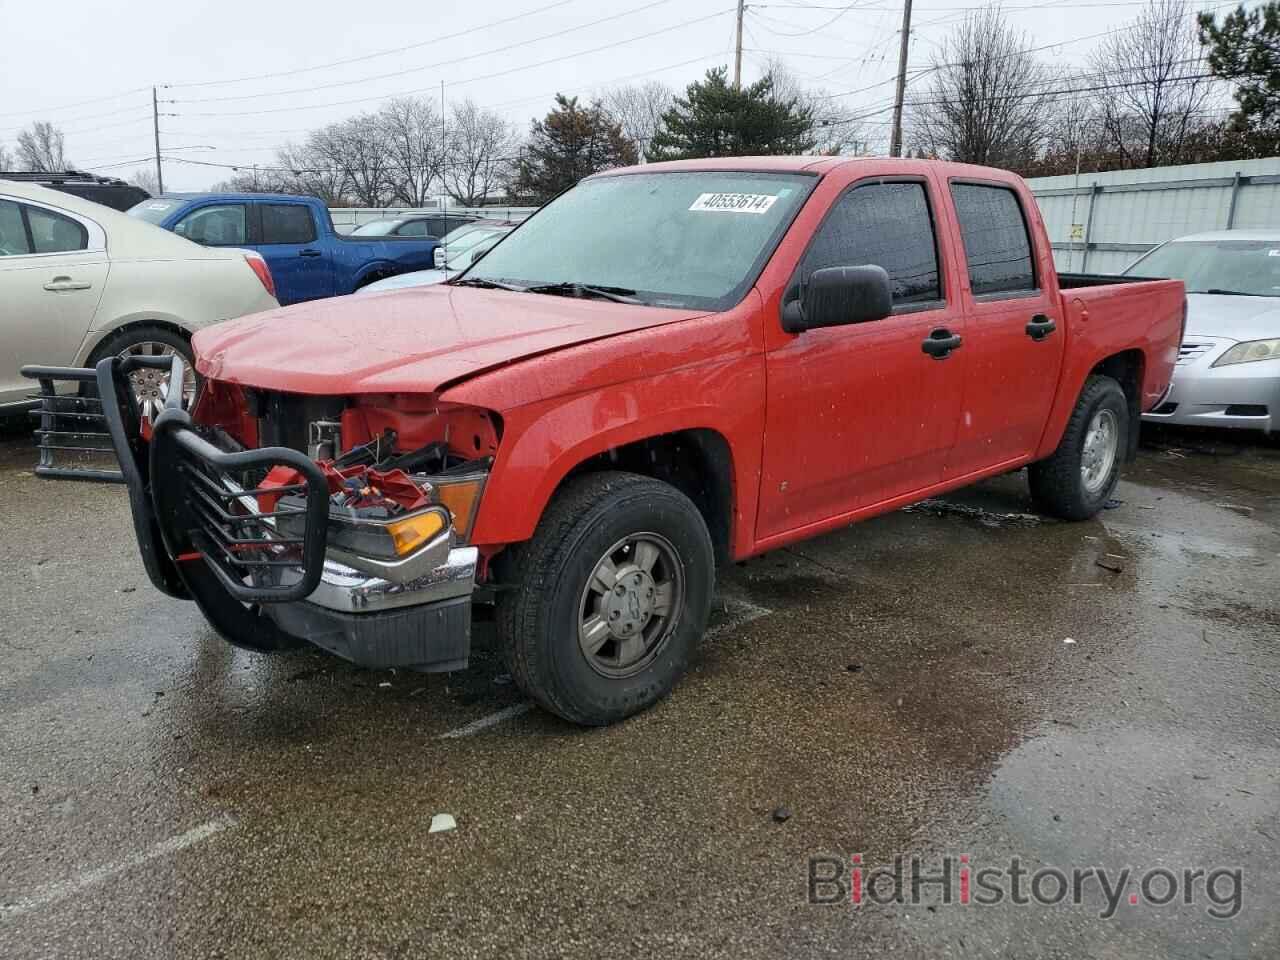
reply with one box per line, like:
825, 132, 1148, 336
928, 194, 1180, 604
1199, 3, 1280, 131
515, 95, 637, 203
646, 67, 816, 161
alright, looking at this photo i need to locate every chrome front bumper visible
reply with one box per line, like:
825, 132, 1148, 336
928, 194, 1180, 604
1143, 336, 1280, 431
309, 543, 480, 613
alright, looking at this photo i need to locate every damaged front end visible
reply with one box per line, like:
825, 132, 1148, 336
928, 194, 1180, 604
22, 357, 494, 673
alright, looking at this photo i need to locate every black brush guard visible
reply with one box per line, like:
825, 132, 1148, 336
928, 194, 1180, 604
22, 357, 332, 650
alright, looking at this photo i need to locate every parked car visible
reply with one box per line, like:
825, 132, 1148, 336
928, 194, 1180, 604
359, 221, 516, 293
26, 157, 1183, 726
1, 179, 277, 417
128, 194, 440, 305
1124, 230, 1280, 432
0, 170, 150, 212
348, 214, 475, 238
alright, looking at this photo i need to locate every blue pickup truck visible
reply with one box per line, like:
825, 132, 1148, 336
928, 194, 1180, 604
128, 193, 440, 305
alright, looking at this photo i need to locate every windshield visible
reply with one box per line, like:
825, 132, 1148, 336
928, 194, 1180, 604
128, 198, 185, 224
351, 220, 401, 236
1124, 239, 1280, 296
462, 171, 815, 308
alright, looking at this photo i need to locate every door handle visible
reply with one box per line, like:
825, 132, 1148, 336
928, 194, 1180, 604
43, 276, 92, 292
922, 327, 963, 359
1026, 314, 1057, 341
298, 248, 322, 257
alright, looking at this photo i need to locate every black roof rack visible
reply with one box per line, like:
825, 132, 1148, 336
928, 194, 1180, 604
0, 168, 133, 186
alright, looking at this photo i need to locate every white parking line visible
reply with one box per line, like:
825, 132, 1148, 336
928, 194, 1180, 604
1, 815, 237, 922
437, 702, 534, 739
708, 594, 773, 637
437, 595, 775, 740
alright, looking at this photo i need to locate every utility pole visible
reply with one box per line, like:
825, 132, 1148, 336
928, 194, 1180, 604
888, 0, 913, 157
733, 0, 745, 89
152, 86, 164, 194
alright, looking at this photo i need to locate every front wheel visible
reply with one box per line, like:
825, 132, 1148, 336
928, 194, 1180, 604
1029, 375, 1128, 520
497, 471, 715, 726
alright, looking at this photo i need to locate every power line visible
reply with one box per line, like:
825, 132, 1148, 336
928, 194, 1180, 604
165, 0, 582, 88
751, 0, 870, 37
0, 86, 149, 120
823, 69, 1219, 127
172, 9, 735, 118
170, 0, 681, 105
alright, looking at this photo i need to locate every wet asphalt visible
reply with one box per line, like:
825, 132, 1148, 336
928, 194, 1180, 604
1, 422, 1277, 959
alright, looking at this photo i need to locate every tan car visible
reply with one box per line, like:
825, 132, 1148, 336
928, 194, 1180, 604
0, 180, 278, 418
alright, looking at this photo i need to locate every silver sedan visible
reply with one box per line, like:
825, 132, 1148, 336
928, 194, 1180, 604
1124, 231, 1280, 432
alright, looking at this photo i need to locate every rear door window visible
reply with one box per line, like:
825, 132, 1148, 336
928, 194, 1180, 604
174, 204, 247, 246
0, 200, 31, 255
799, 181, 943, 308
260, 203, 316, 244
394, 219, 430, 237
27, 205, 88, 253
950, 183, 1037, 296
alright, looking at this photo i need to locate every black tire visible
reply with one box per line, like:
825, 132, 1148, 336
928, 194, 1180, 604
497, 471, 715, 726
1029, 375, 1129, 520
85, 324, 197, 412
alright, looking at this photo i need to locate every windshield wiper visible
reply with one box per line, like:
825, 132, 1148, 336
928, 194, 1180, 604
1195, 288, 1268, 297
451, 277, 526, 292
523, 281, 644, 304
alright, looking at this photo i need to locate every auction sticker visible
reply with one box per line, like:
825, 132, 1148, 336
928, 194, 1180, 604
689, 192, 778, 214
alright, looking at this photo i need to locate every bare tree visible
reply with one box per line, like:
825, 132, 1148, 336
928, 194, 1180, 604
0, 144, 12, 169
127, 167, 160, 196
1088, 0, 1217, 167
276, 141, 351, 204
379, 97, 447, 205
17, 121, 68, 171
442, 100, 518, 206
907, 9, 1053, 170
311, 115, 393, 206
603, 81, 674, 159
761, 58, 866, 155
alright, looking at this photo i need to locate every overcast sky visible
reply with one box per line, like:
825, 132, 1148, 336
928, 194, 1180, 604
0, 0, 1229, 190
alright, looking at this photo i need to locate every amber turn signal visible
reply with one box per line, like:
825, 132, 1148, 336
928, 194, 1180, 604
433, 475, 487, 542
386, 508, 448, 556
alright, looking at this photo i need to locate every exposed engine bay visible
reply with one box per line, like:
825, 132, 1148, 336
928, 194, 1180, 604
190, 379, 500, 542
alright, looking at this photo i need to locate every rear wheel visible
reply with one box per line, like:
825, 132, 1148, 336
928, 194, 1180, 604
497, 471, 714, 726
1029, 375, 1128, 520
86, 325, 197, 419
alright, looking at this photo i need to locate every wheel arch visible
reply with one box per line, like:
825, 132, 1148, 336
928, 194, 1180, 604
1088, 349, 1145, 462
556, 428, 735, 565
78, 314, 194, 366
473, 410, 744, 568
352, 261, 398, 291
1035, 346, 1146, 463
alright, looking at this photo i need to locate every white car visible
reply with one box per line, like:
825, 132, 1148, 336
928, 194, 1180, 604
1, 181, 279, 417
359, 221, 516, 294
1124, 231, 1280, 432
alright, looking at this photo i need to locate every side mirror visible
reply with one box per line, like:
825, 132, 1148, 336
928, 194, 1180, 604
781, 265, 893, 333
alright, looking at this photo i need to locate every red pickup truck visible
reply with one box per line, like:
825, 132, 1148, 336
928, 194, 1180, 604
25, 157, 1183, 726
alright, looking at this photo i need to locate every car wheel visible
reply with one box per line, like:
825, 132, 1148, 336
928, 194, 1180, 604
497, 471, 715, 726
86, 325, 197, 420
1029, 375, 1128, 520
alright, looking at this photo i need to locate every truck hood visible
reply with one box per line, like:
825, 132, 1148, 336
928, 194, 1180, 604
1186, 293, 1280, 342
193, 284, 705, 395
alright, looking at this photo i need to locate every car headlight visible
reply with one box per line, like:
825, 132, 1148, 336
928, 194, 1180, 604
275, 471, 487, 558
327, 506, 451, 560
1213, 338, 1280, 366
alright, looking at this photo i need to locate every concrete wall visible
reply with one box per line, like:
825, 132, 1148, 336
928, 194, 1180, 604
1028, 157, 1280, 274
